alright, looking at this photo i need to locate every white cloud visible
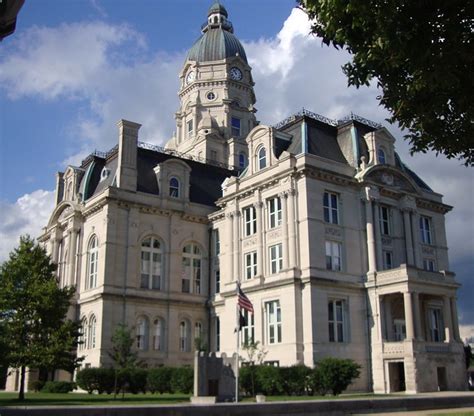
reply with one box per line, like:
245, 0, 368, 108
460, 325, 474, 343
0, 190, 55, 262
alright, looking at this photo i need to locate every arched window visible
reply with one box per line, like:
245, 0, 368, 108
179, 320, 190, 352
169, 177, 180, 198
153, 318, 164, 351
378, 147, 386, 164
258, 147, 266, 170
79, 316, 87, 350
195, 321, 202, 340
140, 237, 162, 290
239, 153, 246, 169
86, 235, 98, 289
182, 244, 202, 294
88, 315, 96, 349
136, 316, 149, 350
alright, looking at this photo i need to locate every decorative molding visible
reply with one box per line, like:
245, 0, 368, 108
381, 237, 392, 246
243, 237, 257, 248
325, 226, 342, 238
267, 229, 282, 240
421, 246, 435, 255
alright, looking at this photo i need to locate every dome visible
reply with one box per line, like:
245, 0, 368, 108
186, 3, 247, 64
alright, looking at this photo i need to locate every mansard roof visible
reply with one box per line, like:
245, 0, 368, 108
79, 143, 238, 207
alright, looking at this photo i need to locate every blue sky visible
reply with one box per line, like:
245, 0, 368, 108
0, 1, 473, 337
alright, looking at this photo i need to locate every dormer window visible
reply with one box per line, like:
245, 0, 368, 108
258, 146, 267, 170
100, 167, 110, 181
187, 120, 193, 137
169, 177, 180, 198
239, 152, 246, 169
378, 147, 386, 164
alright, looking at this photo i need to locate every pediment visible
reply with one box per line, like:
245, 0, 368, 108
364, 166, 418, 194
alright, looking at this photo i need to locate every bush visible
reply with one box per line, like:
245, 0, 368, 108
126, 368, 148, 394
280, 365, 312, 396
41, 381, 76, 393
76, 367, 115, 394
148, 367, 173, 394
254, 365, 283, 396
239, 365, 256, 396
170, 367, 193, 394
312, 358, 361, 396
29, 380, 45, 392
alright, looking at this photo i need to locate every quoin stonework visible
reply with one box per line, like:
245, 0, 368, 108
5, 2, 467, 394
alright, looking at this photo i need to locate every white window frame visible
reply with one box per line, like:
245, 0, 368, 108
195, 321, 202, 341
88, 315, 97, 349
169, 177, 180, 198
241, 309, 255, 345
269, 243, 283, 274
214, 268, 220, 294
423, 258, 436, 272
153, 318, 164, 351
179, 320, 189, 352
187, 119, 193, 137
86, 235, 99, 289
393, 319, 406, 341
325, 241, 342, 271
182, 244, 202, 294
265, 300, 282, 344
429, 308, 444, 342
140, 237, 162, 290
243, 206, 257, 237
136, 316, 149, 351
323, 191, 339, 225
268, 196, 282, 229
79, 317, 88, 350
258, 147, 266, 170
245, 251, 258, 279
378, 147, 386, 164
379, 205, 391, 235
328, 299, 346, 343
383, 250, 393, 270
420, 216, 433, 244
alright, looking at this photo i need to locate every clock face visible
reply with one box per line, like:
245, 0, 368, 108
186, 71, 195, 84
230, 67, 242, 81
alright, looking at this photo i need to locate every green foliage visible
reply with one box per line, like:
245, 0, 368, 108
108, 324, 140, 370
170, 367, 193, 394
76, 368, 115, 394
464, 345, 473, 369
312, 358, 361, 396
147, 367, 173, 394
123, 368, 148, 394
41, 381, 76, 393
0, 236, 82, 400
300, 0, 474, 165
254, 365, 284, 395
28, 380, 45, 392
280, 365, 312, 396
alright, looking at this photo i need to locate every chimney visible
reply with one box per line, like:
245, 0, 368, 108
117, 119, 141, 191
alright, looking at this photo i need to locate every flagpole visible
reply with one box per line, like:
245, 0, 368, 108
235, 283, 239, 403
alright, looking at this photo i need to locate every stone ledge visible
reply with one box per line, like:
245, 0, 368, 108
191, 396, 217, 405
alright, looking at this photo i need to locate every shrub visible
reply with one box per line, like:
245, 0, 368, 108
76, 368, 99, 394
239, 365, 256, 396
170, 367, 193, 394
29, 380, 45, 392
127, 368, 148, 394
312, 358, 361, 396
148, 367, 173, 394
255, 365, 283, 396
280, 365, 312, 396
41, 381, 76, 393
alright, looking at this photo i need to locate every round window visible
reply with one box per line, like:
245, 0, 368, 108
207, 91, 216, 100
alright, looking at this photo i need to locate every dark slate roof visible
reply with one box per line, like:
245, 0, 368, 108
187, 27, 247, 63
208, 2, 228, 17
79, 146, 238, 207
395, 153, 433, 192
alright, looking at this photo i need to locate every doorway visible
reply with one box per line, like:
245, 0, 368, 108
388, 361, 406, 392
437, 367, 447, 391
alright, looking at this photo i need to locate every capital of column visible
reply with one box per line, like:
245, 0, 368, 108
253, 201, 264, 210
400, 195, 417, 212
278, 190, 289, 199
363, 186, 380, 202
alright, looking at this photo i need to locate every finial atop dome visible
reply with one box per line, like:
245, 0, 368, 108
208, 1, 228, 18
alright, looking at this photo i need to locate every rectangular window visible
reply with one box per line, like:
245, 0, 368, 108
383, 250, 393, 270
214, 230, 220, 256
181, 257, 191, 293
231, 117, 241, 137
328, 299, 346, 342
393, 319, 406, 341
379, 205, 391, 235
323, 191, 339, 224
187, 119, 193, 136
420, 216, 432, 244
269, 243, 283, 274
243, 206, 257, 236
210, 150, 217, 160
245, 251, 258, 279
268, 196, 282, 228
423, 258, 436, 272
429, 308, 444, 342
241, 309, 255, 345
215, 269, 220, 293
325, 241, 342, 271
266, 300, 282, 344
215, 317, 220, 351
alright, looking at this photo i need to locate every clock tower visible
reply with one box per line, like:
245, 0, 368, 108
166, 2, 258, 169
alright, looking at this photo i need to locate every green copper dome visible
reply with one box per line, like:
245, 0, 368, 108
186, 2, 247, 64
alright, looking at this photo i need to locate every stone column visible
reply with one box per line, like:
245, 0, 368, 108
412, 292, 423, 341
403, 292, 415, 341
373, 201, 383, 270
67, 228, 78, 286
443, 295, 453, 342
450, 297, 461, 342
364, 187, 378, 273
233, 211, 241, 281
255, 202, 264, 276
227, 212, 234, 281
287, 189, 297, 269
280, 192, 289, 269
412, 212, 421, 268
51, 229, 61, 264
402, 209, 415, 265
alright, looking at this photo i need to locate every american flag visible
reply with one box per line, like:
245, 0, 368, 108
237, 283, 254, 313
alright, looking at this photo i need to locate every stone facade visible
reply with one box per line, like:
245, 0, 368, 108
4, 2, 466, 394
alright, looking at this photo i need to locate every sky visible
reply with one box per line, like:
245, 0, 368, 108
0, 0, 472, 339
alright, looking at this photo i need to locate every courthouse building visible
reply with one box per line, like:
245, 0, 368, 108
6, 2, 466, 393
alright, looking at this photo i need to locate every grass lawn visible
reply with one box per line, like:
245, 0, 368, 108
0, 391, 190, 407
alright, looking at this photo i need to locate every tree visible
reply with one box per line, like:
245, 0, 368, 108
0, 236, 82, 400
312, 357, 361, 396
299, 0, 474, 165
108, 324, 142, 398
